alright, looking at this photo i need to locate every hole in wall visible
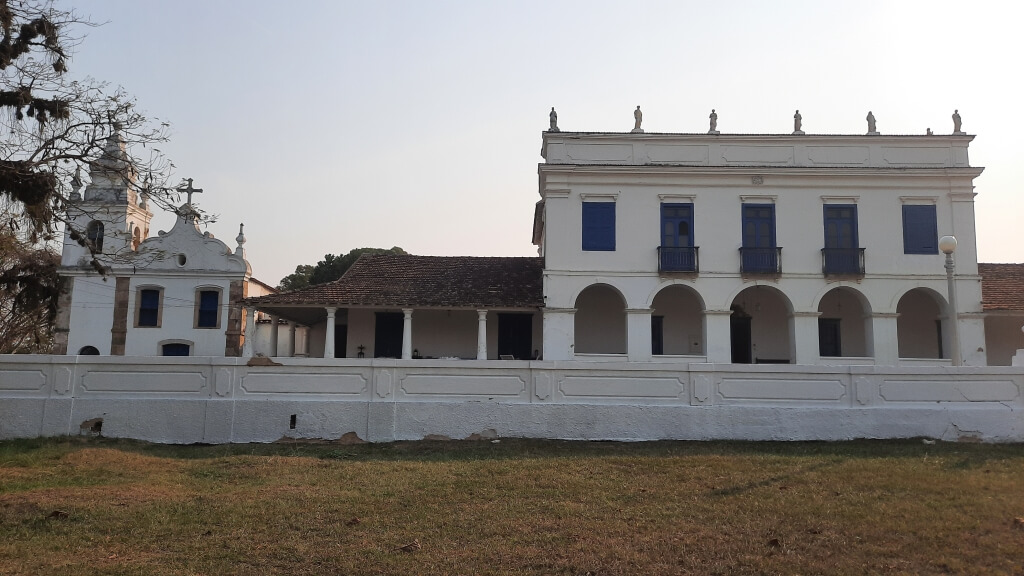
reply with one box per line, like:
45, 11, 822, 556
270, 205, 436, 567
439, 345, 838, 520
289, 414, 296, 430
80, 418, 103, 436
176, 253, 187, 267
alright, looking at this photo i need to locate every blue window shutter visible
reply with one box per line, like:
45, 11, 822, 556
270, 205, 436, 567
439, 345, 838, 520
902, 205, 937, 254
582, 202, 615, 251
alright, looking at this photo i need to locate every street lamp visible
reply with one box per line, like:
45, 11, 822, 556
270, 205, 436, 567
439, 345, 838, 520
938, 235, 960, 366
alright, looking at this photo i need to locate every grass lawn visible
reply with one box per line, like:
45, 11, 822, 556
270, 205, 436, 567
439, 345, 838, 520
1, 437, 1023, 575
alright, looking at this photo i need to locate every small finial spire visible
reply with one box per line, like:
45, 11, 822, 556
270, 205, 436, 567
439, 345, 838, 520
235, 223, 246, 256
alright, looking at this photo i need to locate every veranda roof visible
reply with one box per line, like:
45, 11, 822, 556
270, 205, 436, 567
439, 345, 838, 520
247, 254, 544, 315
979, 263, 1024, 311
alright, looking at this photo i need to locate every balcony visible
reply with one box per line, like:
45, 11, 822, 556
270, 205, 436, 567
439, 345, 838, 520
658, 246, 699, 273
822, 248, 865, 275
740, 247, 782, 274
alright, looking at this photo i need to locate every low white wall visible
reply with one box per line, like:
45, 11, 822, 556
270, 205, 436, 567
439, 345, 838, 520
1, 355, 1021, 443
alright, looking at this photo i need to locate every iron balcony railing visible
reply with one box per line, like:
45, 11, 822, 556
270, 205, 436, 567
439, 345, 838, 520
658, 246, 699, 272
821, 248, 865, 275
740, 247, 782, 274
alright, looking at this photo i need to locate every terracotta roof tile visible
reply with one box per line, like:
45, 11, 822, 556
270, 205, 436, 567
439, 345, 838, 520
249, 255, 543, 309
979, 263, 1024, 311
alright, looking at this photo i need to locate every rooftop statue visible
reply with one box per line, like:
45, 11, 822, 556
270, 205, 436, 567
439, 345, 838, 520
793, 110, 804, 134
631, 106, 643, 133
867, 111, 878, 134
709, 109, 719, 134
952, 109, 964, 134
549, 107, 559, 132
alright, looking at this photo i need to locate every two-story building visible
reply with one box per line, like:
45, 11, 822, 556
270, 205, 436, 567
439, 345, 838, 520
536, 129, 985, 366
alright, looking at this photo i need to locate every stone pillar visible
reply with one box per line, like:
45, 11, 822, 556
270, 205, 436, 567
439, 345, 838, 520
110, 276, 130, 356
242, 308, 256, 357
324, 307, 337, 359
870, 312, 900, 366
288, 321, 296, 357
476, 310, 488, 360
51, 277, 74, 355
626, 308, 653, 362
792, 311, 822, 365
269, 315, 280, 357
703, 309, 733, 364
542, 308, 576, 361
401, 308, 413, 360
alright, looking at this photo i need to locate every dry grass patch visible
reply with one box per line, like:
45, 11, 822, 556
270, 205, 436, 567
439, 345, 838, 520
1, 438, 1022, 575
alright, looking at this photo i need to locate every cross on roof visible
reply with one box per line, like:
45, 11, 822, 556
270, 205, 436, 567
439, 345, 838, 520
180, 178, 203, 205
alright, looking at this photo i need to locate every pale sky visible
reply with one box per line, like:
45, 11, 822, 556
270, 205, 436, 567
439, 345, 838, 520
69, 0, 1024, 286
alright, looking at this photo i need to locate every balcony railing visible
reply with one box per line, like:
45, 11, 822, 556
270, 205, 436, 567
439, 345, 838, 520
658, 246, 699, 272
821, 248, 865, 275
740, 247, 782, 274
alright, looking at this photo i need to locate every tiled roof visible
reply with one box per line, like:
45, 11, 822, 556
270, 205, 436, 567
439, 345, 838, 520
249, 255, 544, 308
979, 263, 1024, 311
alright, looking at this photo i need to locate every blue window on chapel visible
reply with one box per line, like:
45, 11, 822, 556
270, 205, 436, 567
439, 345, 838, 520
902, 204, 938, 254
138, 289, 160, 327
197, 290, 219, 328
582, 202, 615, 251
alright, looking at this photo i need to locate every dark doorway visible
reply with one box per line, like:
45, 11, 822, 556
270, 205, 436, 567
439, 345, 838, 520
335, 324, 348, 358
730, 314, 752, 364
498, 313, 533, 360
651, 315, 664, 355
818, 318, 842, 357
374, 312, 403, 358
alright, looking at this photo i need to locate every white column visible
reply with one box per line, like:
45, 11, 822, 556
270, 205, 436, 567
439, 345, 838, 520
542, 308, 576, 361
792, 311, 821, 365
476, 310, 488, 360
870, 313, 899, 365
703, 310, 733, 364
626, 308, 653, 362
269, 315, 280, 357
288, 321, 296, 357
242, 308, 256, 357
401, 308, 413, 360
324, 307, 337, 359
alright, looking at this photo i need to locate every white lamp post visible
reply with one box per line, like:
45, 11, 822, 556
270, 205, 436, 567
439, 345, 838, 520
938, 235, 960, 366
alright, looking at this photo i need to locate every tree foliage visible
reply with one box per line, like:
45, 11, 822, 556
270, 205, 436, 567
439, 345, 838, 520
278, 247, 407, 291
0, 228, 60, 352
0, 0, 177, 245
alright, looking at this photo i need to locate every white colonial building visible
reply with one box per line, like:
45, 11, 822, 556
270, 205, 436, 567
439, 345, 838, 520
53, 127, 274, 358
8, 109, 1021, 444
536, 127, 986, 366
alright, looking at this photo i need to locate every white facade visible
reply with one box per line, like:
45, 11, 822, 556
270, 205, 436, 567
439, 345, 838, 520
54, 128, 270, 357
537, 132, 986, 366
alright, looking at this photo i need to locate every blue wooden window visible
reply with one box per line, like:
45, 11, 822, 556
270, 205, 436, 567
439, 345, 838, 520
741, 204, 778, 273
197, 290, 219, 328
162, 343, 190, 356
902, 205, 938, 254
582, 202, 615, 251
742, 204, 775, 248
138, 289, 160, 327
823, 205, 857, 249
661, 203, 694, 248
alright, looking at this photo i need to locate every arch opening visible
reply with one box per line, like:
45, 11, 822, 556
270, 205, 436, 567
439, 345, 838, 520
574, 284, 626, 354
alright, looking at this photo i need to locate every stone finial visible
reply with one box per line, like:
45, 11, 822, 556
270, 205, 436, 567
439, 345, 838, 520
952, 109, 964, 134
793, 110, 804, 135
139, 174, 150, 209
235, 223, 246, 256
866, 111, 878, 135
549, 107, 559, 132
709, 109, 719, 134
631, 106, 643, 133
